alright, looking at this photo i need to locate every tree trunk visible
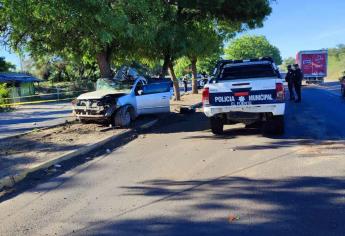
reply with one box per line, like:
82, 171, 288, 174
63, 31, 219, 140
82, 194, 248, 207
168, 61, 181, 101
191, 57, 198, 94
96, 49, 112, 78
160, 54, 170, 79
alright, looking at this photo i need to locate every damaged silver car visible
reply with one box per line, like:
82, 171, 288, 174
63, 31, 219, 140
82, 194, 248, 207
73, 67, 171, 127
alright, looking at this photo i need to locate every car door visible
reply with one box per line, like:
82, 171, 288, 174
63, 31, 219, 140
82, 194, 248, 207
136, 82, 171, 115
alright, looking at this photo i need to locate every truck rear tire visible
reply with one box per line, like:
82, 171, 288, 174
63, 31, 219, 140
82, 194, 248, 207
210, 117, 224, 135
262, 115, 284, 135
114, 106, 132, 128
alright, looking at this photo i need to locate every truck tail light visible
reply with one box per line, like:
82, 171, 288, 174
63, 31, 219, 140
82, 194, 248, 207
276, 83, 284, 101
202, 87, 210, 106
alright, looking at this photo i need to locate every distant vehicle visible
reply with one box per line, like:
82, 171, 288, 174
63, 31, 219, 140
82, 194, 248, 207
73, 67, 171, 127
296, 50, 328, 84
196, 74, 209, 88
203, 57, 285, 135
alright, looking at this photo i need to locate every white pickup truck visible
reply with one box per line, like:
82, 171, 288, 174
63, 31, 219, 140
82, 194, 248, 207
202, 58, 285, 135
73, 67, 171, 127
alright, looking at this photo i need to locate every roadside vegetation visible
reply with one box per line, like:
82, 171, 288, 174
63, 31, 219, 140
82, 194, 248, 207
225, 35, 282, 65
0, 83, 9, 107
0, 57, 15, 109
0, 0, 273, 100
327, 45, 345, 81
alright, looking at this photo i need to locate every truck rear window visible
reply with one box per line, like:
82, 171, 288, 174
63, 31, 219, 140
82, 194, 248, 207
219, 64, 277, 80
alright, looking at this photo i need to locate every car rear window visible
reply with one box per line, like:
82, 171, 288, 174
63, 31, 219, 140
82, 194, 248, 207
219, 64, 277, 80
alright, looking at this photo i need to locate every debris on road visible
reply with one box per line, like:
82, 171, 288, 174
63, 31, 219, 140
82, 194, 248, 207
170, 92, 202, 113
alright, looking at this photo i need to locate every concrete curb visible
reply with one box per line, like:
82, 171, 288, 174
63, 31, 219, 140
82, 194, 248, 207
0, 119, 158, 190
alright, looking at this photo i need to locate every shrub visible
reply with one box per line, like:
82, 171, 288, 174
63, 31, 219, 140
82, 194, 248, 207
0, 83, 10, 106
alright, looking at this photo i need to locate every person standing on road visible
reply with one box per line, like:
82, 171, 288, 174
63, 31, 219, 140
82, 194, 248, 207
285, 65, 295, 101
183, 75, 188, 92
293, 64, 303, 103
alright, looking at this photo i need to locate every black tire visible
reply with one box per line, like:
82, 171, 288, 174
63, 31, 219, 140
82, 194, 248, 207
114, 105, 132, 128
210, 117, 224, 135
262, 115, 284, 135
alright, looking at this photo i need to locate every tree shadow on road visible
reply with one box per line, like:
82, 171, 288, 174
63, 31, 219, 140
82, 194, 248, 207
74, 176, 345, 236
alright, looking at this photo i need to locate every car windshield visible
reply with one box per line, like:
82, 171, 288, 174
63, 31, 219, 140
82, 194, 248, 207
96, 78, 133, 92
219, 64, 277, 80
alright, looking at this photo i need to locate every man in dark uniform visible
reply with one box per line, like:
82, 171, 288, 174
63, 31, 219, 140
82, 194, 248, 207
293, 64, 303, 103
183, 75, 188, 92
285, 65, 295, 101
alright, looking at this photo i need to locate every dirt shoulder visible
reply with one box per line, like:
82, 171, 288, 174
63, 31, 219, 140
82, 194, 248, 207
170, 91, 202, 112
0, 122, 129, 181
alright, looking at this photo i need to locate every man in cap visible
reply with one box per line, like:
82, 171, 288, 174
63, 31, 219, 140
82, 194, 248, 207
285, 65, 295, 101
293, 64, 303, 103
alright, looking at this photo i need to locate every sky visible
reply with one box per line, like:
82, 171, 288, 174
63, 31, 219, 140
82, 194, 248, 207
246, 0, 345, 59
1, 0, 345, 68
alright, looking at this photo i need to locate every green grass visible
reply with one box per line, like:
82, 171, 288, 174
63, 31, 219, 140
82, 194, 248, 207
325, 55, 345, 82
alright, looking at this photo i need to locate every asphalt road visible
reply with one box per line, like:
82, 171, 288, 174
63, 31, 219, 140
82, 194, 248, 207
0, 102, 73, 139
1, 86, 345, 236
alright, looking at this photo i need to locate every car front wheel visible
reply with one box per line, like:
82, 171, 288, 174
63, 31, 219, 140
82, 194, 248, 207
114, 106, 132, 128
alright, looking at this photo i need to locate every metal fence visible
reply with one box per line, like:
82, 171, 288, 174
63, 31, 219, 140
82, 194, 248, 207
1, 88, 91, 107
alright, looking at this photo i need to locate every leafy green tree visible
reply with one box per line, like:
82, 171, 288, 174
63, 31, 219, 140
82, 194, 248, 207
0, 57, 16, 72
174, 53, 222, 79
197, 53, 222, 76
149, 0, 273, 100
174, 57, 191, 78
281, 57, 296, 71
0, 0, 161, 78
225, 35, 282, 65
165, 0, 272, 28
184, 20, 223, 93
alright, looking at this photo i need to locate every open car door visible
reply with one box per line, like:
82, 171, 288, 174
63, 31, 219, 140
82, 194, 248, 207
136, 83, 171, 115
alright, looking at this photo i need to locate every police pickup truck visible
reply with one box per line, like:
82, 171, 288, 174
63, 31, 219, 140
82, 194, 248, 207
202, 58, 285, 135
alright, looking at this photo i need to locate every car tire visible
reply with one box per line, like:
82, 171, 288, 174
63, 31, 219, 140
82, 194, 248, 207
114, 105, 132, 128
210, 117, 224, 135
262, 115, 284, 135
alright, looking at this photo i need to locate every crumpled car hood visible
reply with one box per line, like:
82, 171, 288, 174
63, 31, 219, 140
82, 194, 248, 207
77, 89, 129, 100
